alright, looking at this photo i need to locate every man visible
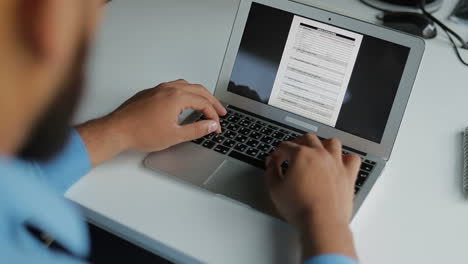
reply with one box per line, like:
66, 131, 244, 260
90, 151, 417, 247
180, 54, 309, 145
0, 0, 361, 263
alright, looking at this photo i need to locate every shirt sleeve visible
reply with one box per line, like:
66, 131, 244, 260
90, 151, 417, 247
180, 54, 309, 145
304, 254, 358, 264
31, 129, 91, 194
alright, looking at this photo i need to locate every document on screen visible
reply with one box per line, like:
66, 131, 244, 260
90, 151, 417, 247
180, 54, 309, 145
268, 15, 363, 127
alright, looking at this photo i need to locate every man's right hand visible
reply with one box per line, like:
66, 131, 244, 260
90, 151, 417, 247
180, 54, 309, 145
265, 134, 361, 260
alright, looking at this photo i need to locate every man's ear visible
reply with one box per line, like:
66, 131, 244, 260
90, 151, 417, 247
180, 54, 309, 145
19, 0, 81, 64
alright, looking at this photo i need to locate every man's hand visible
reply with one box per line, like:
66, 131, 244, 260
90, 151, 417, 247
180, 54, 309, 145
77, 79, 226, 167
265, 134, 361, 260
108, 79, 226, 152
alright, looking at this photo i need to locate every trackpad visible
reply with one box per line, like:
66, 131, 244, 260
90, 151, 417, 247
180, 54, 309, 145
204, 160, 269, 210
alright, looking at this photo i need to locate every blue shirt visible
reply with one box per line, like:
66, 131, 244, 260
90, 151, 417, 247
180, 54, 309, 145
0, 129, 357, 264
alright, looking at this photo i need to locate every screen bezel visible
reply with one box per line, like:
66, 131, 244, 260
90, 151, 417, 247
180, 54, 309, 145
214, 0, 425, 160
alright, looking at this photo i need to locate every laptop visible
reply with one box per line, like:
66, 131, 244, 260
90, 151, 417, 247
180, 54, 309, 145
144, 0, 425, 217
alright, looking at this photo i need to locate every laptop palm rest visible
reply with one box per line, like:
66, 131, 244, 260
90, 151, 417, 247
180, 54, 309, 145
144, 143, 272, 214
144, 143, 225, 185
203, 159, 270, 211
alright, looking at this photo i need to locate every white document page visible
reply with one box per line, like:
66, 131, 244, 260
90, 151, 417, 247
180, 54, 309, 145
268, 16, 363, 127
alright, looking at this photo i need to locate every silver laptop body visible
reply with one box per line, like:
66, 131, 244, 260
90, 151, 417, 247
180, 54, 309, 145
144, 0, 425, 217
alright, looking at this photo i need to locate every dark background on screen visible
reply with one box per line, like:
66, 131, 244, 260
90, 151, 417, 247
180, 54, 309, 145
228, 3, 410, 143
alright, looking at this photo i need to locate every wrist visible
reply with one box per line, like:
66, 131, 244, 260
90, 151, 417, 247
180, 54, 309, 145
104, 113, 133, 152
76, 115, 130, 167
297, 210, 357, 261
294, 206, 349, 234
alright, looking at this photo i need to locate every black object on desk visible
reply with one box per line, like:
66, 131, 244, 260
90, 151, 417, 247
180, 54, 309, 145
378, 12, 437, 38
360, 0, 443, 12
451, 0, 468, 24
50, 223, 174, 264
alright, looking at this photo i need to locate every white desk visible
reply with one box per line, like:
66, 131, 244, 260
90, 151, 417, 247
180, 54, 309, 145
67, 0, 468, 263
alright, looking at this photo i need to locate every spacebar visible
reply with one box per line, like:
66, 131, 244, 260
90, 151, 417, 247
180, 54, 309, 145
228, 151, 265, 169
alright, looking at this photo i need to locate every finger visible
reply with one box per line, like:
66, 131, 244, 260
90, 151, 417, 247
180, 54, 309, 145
187, 92, 221, 133
178, 84, 227, 116
179, 92, 221, 133
342, 154, 362, 181
179, 120, 219, 142
322, 138, 342, 158
272, 141, 303, 175
264, 157, 283, 190
185, 84, 227, 116
169, 79, 189, 85
157, 79, 189, 89
293, 133, 323, 149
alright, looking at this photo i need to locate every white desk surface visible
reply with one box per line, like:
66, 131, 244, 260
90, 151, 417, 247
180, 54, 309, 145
67, 0, 468, 263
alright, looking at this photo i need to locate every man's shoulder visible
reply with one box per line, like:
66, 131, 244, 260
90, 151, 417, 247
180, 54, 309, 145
0, 158, 90, 258
0, 158, 59, 213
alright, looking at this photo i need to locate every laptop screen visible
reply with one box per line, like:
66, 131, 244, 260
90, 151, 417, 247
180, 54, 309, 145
227, 2, 410, 143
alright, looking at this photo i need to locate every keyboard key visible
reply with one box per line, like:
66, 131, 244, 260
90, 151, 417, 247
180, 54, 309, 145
246, 139, 259, 148
291, 133, 299, 138
271, 131, 285, 140
250, 132, 263, 140
246, 147, 259, 157
245, 116, 255, 122
261, 127, 273, 135
238, 127, 251, 136
268, 147, 277, 154
213, 135, 225, 144
249, 123, 262, 131
283, 135, 295, 141
229, 150, 264, 169
260, 136, 274, 144
202, 140, 216, 149
223, 139, 236, 148
272, 140, 281, 147
257, 151, 269, 161
359, 171, 369, 178
238, 119, 252, 127
233, 112, 244, 118
268, 124, 278, 130
192, 138, 204, 144
220, 119, 228, 129
224, 131, 237, 139
257, 143, 271, 152
204, 133, 215, 140
256, 120, 267, 126
227, 123, 240, 131
220, 113, 230, 119
356, 174, 368, 187
234, 143, 247, 152
365, 159, 376, 165
214, 145, 230, 155
361, 163, 374, 172
227, 115, 240, 123
279, 128, 290, 134
234, 135, 248, 143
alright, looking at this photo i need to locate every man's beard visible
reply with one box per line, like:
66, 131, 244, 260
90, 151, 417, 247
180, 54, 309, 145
18, 41, 89, 162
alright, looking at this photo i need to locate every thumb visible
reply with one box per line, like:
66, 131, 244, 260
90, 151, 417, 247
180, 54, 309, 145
343, 154, 361, 181
178, 120, 219, 141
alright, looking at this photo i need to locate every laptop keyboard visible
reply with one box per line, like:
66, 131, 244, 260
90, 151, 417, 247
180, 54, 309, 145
192, 106, 376, 194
